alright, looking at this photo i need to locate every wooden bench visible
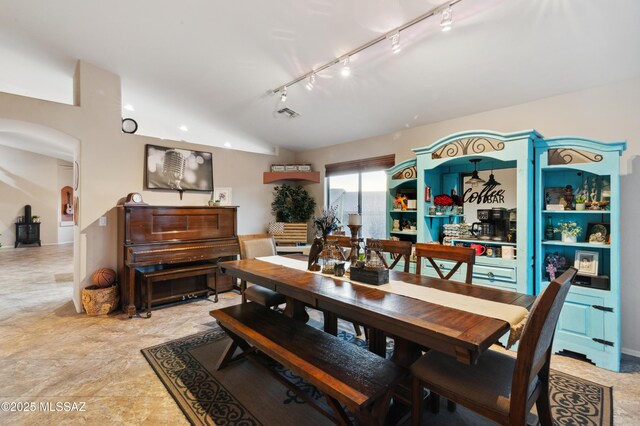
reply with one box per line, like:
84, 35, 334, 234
138, 263, 218, 317
211, 302, 406, 425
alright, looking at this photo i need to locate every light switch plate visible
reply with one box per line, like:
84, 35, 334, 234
99, 216, 107, 226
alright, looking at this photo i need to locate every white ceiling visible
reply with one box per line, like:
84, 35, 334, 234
1, 0, 639, 155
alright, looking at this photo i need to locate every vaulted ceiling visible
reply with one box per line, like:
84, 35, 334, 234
1, 0, 639, 155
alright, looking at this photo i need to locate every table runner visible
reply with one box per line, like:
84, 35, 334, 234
256, 255, 528, 348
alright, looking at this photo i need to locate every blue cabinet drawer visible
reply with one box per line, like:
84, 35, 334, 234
473, 264, 517, 283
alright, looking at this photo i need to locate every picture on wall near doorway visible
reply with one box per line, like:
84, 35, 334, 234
212, 188, 232, 206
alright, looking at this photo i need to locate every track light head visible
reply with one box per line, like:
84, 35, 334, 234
305, 73, 316, 91
441, 6, 453, 32
280, 87, 287, 102
340, 56, 351, 77
388, 31, 401, 54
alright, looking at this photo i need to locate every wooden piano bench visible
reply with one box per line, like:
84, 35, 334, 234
138, 264, 218, 318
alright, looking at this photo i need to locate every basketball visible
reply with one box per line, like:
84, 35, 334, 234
91, 268, 116, 288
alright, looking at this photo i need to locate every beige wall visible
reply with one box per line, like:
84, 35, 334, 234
296, 77, 640, 355
0, 145, 65, 246
0, 61, 294, 312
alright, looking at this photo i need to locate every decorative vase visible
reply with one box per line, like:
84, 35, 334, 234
435, 205, 443, 215
561, 234, 577, 243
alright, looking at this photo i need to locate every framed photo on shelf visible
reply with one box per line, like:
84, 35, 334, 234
585, 222, 610, 244
574, 250, 599, 276
212, 187, 232, 205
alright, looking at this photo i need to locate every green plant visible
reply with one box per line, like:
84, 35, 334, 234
271, 184, 316, 223
313, 206, 340, 237
554, 221, 582, 237
575, 194, 586, 204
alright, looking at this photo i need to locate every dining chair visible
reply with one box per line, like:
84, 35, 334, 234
237, 234, 286, 308
326, 235, 353, 261
323, 234, 367, 336
410, 267, 577, 426
415, 243, 476, 284
366, 238, 412, 272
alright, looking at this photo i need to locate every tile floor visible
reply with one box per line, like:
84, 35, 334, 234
0, 244, 638, 425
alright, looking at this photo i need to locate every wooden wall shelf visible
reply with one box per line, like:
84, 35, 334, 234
263, 171, 320, 184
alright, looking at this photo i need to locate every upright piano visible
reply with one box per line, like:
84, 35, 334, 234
117, 205, 240, 317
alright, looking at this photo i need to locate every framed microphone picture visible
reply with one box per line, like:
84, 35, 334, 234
145, 144, 214, 192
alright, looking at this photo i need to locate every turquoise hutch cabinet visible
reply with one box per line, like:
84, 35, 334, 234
411, 130, 540, 295
534, 137, 625, 372
385, 129, 625, 371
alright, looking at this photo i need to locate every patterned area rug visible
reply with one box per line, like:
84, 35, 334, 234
142, 327, 612, 426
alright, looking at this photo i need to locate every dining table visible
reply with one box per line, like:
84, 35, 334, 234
219, 255, 537, 371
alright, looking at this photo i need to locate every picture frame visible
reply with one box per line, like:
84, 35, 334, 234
574, 250, 599, 276
544, 187, 566, 209
585, 222, 610, 244
145, 144, 213, 192
212, 187, 232, 206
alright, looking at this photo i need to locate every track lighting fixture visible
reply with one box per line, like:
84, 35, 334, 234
441, 5, 453, 32
280, 87, 287, 102
269, 0, 462, 98
483, 168, 501, 187
388, 31, 401, 54
305, 73, 316, 91
465, 159, 486, 187
340, 56, 351, 77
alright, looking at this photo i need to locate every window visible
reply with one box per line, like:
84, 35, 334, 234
326, 155, 394, 239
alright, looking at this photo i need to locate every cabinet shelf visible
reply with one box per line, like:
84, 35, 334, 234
263, 171, 320, 184
389, 178, 417, 189
390, 230, 417, 236
541, 241, 611, 249
542, 210, 610, 214
390, 209, 417, 213
451, 238, 516, 247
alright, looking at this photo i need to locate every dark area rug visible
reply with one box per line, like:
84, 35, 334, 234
142, 327, 612, 426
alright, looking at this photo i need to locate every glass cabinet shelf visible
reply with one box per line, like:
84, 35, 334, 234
542, 240, 611, 249
542, 210, 610, 214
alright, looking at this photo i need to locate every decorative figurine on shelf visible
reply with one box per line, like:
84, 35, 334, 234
392, 219, 400, 231
582, 179, 589, 202
546, 263, 557, 281
590, 176, 599, 209
544, 252, 567, 281
562, 185, 574, 210
394, 193, 408, 210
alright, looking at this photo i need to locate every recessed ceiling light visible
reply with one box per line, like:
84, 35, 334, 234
224, 141, 232, 148
123, 104, 135, 111
179, 125, 189, 132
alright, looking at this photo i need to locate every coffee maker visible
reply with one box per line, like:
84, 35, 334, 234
471, 208, 511, 241
471, 209, 494, 240
490, 207, 510, 241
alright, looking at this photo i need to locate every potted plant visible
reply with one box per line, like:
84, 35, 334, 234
271, 184, 317, 244
32, 215, 41, 223
575, 195, 586, 211
554, 221, 582, 243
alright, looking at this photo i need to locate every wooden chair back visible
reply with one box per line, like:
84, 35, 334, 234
366, 238, 413, 272
414, 243, 475, 283
238, 234, 277, 259
326, 235, 353, 261
509, 267, 576, 423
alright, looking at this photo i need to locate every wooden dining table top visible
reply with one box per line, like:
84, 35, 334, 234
219, 257, 536, 366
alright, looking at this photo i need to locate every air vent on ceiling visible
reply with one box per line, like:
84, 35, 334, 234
277, 107, 301, 118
